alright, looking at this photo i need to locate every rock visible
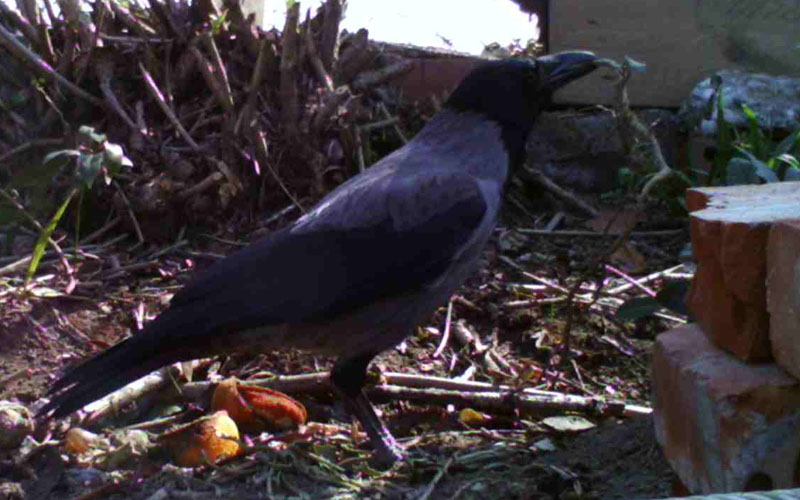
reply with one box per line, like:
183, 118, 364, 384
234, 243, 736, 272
680, 70, 800, 133
526, 109, 680, 194
766, 219, 800, 379
653, 323, 800, 494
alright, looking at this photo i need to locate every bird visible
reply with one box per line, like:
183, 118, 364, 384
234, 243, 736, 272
40, 52, 598, 464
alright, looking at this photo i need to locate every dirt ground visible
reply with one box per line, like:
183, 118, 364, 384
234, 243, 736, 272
10, 415, 674, 499
0, 209, 686, 499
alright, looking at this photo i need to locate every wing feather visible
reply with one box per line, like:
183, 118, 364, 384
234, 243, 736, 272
41, 169, 489, 417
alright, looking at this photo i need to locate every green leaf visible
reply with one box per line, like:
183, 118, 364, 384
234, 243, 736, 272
741, 104, 767, 159
774, 128, 800, 156
710, 81, 735, 185
211, 9, 229, 31
43, 149, 80, 165
75, 153, 104, 188
106, 143, 133, 167
772, 154, 800, 180
615, 297, 661, 321
101, 143, 133, 185
738, 149, 780, 183
104, 143, 125, 168
775, 153, 799, 170
655, 281, 690, 316
741, 104, 758, 123
25, 190, 75, 283
79, 125, 107, 144
671, 170, 695, 187
784, 167, 800, 181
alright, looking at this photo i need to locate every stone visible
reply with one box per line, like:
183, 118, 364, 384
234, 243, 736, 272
653, 323, 800, 494
686, 182, 800, 361
526, 109, 680, 194
0, 402, 33, 449
680, 70, 800, 134
767, 219, 800, 380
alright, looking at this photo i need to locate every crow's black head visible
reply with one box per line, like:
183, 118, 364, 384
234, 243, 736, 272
446, 52, 597, 130
445, 52, 597, 168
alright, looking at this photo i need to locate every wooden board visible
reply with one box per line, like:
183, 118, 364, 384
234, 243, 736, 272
549, 0, 800, 107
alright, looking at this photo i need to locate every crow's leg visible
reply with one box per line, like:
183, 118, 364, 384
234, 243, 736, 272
330, 353, 404, 464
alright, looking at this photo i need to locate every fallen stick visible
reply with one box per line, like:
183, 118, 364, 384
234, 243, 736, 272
179, 371, 652, 419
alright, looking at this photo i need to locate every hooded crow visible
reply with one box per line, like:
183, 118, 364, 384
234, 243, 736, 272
40, 52, 598, 464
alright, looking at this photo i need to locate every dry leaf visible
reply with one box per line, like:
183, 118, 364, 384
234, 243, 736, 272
585, 209, 643, 235
64, 428, 104, 455
458, 408, 490, 427
610, 243, 647, 273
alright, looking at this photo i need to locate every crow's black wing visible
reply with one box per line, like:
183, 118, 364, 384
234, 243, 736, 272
41, 169, 489, 417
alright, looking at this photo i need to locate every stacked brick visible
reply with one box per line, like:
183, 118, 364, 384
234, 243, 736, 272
652, 182, 800, 494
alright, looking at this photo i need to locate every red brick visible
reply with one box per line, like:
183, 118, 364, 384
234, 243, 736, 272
767, 219, 800, 379
393, 58, 482, 102
687, 182, 800, 361
653, 323, 800, 494
687, 217, 771, 360
686, 181, 800, 214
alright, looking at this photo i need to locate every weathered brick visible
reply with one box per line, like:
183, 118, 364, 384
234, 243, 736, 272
653, 323, 800, 494
767, 219, 800, 380
686, 182, 800, 361
393, 57, 482, 102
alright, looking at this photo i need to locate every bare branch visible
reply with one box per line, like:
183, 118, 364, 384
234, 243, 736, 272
138, 62, 200, 151
279, 2, 301, 136
318, 0, 342, 71
0, 22, 103, 107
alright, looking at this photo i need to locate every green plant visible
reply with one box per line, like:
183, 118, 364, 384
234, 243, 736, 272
25, 126, 132, 282
708, 75, 800, 186
600, 163, 693, 216
210, 9, 229, 34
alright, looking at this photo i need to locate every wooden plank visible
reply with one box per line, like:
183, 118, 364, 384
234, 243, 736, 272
549, 0, 800, 107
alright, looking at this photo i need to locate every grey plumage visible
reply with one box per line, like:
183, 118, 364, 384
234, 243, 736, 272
40, 52, 599, 464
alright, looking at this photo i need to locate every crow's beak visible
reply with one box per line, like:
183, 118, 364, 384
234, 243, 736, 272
537, 51, 598, 89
